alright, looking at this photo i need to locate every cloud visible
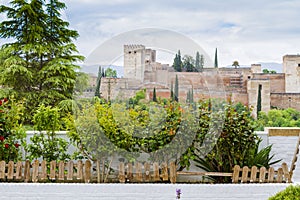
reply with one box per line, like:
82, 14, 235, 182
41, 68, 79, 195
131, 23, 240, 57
1, 0, 300, 66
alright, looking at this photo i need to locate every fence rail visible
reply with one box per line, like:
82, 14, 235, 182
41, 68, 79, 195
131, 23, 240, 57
0, 160, 292, 184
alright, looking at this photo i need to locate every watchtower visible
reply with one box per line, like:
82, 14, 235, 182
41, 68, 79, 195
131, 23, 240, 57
283, 55, 300, 93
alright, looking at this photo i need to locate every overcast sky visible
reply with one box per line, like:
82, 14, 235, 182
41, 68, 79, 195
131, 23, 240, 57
1, 0, 300, 67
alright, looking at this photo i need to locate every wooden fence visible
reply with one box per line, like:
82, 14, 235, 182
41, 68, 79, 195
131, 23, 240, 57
0, 160, 92, 183
0, 160, 292, 183
119, 162, 292, 184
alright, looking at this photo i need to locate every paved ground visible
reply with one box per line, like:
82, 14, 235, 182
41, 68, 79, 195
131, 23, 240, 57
0, 183, 293, 200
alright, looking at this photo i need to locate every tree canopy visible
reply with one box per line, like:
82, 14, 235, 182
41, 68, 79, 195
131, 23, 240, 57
0, 0, 84, 122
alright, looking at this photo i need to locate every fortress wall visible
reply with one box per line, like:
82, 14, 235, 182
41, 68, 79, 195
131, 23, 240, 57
271, 93, 300, 110
252, 73, 285, 93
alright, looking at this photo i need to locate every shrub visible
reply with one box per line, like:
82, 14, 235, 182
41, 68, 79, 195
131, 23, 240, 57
269, 185, 300, 200
0, 97, 25, 162
26, 105, 70, 162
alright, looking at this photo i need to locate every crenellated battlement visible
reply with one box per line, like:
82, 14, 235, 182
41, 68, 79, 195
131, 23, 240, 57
124, 44, 145, 52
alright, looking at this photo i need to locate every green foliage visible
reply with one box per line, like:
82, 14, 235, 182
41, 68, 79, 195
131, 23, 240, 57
173, 50, 182, 72
263, 69, 277, 74
214, 48, 218, 68
174, 75, 179, 102
0, 97, 25, 162
192, 100, 278, 182
95, 66, 102, 98
232, 60, 239, 68
257, 84, 262, 117
104, 67, 117, 78
0, 0, 84, 123
26, 105, 70, 162
269, 185, 300, 200
75, 72, 89, 95
256, 108, 300, 130
152, 87, 157, 102
183, 55, 195, 72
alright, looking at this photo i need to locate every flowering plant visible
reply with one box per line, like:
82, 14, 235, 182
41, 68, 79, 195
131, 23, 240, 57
0, 97, 25, 162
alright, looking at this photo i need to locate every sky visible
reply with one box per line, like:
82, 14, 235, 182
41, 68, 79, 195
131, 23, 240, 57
1, 0, 300, 67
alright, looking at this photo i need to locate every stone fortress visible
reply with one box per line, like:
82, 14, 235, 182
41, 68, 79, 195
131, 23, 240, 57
97, 44, 300, 117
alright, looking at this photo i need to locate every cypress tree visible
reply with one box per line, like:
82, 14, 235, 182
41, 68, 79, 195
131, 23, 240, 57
174, 75, 179, 102
95, 66, 102, 98
214, 48, 218, 68
153, 87, 157, 102
191, 86, 194, 103
195, 51, 200, 72
200, 54, 204, 72
177, 50, 182, 72
186, 90, 191, 103
257, 84, 262, 118
170, 82, 174, 101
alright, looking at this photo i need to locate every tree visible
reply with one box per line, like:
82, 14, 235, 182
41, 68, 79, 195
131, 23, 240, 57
0, 0, 84, 122
95, 66, 102, 98
232, 60, 239, 68
75, 72, 89, 95
105, 67, 117, 78
257, 84, 262, 118
172, 50, 182, 72
152, 87, 157, 102
174, 75, 179, 102
214, 48, 218, 68
183, 55, 195, 72
200, 54, 204, 72
195, 51, 200, 72
170, 82, 174, 100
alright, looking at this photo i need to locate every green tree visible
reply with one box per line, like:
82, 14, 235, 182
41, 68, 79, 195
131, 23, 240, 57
263, 69, 270, 73
105, 67, 117, 78
174, 75, 179, 102
257, 84, 262, 118
195, 51, 200, 72
152, 87, 157, 102
214, 48, 218, 68
172, 50, 182, 72
0, 0, 84, 122
183, 55, 195, 72
75, 72, 89, 95
95, 66, 102, 98
200, 54, 204, 71
232, 60, 239, 68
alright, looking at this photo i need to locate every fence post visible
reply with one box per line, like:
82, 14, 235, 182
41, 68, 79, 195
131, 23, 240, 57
77, 160, 84, 181
259, 167, 266, 183
67, 161, 74, 181
15, 161, 23, 180
84, 160, 91, 183
170, 162, 176, 184
32, 160, 39, 183
241, 166, 249, 183
24, 160, 31, 183
282, 163, 291, 183
7, 161, 14, 180
153, 162, 160, 182
232, 165, 240, 183
127, 163, 133, 182
162, 162, 168, 181
40, 160, 47, 181
144, 162, 150, 182
119, 162, 125, 183
50, 161, 57, 181
250, 166, 257, 183
0, 161, 5, 180
136, 162, 142, 182
268, 167, 275, 183
277, 168, 283, 183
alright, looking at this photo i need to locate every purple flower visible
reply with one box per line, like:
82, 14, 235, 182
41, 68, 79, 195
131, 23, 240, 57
176, 189, 181, 199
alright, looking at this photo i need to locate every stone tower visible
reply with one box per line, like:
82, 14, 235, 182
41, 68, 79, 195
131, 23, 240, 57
123, 45, 146, 82
123, 45, 157, 82
283, 55, 300, 93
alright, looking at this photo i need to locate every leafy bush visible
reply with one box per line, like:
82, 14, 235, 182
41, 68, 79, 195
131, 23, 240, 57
269, 185, 300, 200
0, 97, 25, 162
193, 101, 280, 182
26, 105, 70, 162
